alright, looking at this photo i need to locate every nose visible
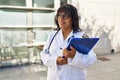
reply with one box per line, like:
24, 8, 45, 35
59, 17, 65, 21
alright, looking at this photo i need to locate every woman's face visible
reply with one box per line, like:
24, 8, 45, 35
57, 12, 72, 30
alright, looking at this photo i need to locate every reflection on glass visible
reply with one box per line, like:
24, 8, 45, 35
0, 29, 28, 63
60, 0, 67, 6
1, 47, 28, 61
34, 29, 51, 42
33, 0, 54, 8
0, 29, 27, 46
33, 11, 55, 26
0, 0, 26, 6
0, 9, 26, 25
32, 29, 51, 62
33, 46, 41, 61
12, 47, 28, 59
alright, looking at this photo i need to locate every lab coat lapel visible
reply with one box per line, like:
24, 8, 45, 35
65, 30, 74, 43
59, 29, 73, 43
59, 30, 74, 49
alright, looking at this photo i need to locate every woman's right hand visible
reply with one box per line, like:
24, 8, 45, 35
57, 56, 68, 65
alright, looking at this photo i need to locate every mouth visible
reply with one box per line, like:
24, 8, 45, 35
59, 22, 65, 25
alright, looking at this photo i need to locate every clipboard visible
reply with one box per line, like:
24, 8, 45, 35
67, 38, 99, 54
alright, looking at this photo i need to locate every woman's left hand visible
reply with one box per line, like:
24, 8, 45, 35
62, 46, 76, 58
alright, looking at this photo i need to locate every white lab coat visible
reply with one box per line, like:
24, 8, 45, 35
40, 29, 97, 80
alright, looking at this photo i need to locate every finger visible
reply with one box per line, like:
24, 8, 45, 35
62, 59, 67, 64
70, 46, 76, 51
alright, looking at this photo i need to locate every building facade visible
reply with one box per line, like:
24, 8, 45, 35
0, 0, 68, 66
69, 0, 120, 54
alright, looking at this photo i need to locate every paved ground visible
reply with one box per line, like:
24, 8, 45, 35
0, 63, 47, 80
87, 53, 120, 80
0, 53, 120, 80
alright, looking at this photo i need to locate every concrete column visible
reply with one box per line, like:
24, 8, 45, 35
26, 0, 34, 63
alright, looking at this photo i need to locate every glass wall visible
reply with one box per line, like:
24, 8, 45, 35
0, 0, 26, 6
0, 9, 27, 25
60, 0, 67, 5
0, 29, 28, 65
33, 0, 54, 8
0, 29, 27, 46
34, 29, 51, 42
0, 0, 68, 66
33, 11, 55, 26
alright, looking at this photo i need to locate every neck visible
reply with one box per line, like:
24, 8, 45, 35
62, 28, 72, 40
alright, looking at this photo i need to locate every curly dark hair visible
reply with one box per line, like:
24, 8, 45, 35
55, 4, 82, 33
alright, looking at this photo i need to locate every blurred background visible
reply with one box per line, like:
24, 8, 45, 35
0, 0, 120, 80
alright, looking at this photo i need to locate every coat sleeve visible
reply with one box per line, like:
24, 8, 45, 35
68, 31, 97, 69
40, 31, 58, 70
68, 50, 97, 69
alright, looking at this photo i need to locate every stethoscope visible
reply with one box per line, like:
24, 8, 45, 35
46, 29, 74, 54
68, 35, 74, 43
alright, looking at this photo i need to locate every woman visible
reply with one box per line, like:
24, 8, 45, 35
40, 4, 96, 80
